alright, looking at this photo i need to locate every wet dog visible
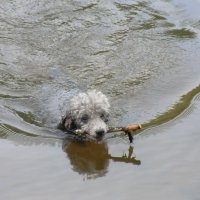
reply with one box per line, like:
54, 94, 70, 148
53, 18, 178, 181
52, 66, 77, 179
58, 90, 110, 140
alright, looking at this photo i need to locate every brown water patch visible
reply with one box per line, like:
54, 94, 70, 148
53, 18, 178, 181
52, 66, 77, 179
63, 140, 141, 179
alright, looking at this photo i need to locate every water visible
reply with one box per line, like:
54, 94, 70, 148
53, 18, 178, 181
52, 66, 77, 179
1, 0, 200, 199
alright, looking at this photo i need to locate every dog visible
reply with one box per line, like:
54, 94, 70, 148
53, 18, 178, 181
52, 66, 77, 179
58, 90, 110, 140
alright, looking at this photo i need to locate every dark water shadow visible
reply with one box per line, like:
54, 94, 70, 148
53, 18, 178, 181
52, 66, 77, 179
165, 28, 196, 39
62, 140, 141, 179
142, 84, 200, 130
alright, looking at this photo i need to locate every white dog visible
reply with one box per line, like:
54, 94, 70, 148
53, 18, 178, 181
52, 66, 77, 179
58, 90, 110, 140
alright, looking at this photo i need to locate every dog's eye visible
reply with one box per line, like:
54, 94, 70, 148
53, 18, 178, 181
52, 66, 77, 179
100, 113, 105, 118
100, 113, 109, 122
81, 114, 89, 123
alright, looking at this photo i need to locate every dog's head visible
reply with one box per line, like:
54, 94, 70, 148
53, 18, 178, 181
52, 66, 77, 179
63, 90, 110, 140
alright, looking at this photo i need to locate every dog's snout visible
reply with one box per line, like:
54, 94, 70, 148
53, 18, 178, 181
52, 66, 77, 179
95, 129, 105, 138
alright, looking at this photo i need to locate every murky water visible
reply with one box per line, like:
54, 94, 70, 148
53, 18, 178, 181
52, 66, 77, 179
1, 0, 200, 199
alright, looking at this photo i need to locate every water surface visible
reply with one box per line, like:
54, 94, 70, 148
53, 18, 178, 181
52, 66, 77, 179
1, 0, 200, 199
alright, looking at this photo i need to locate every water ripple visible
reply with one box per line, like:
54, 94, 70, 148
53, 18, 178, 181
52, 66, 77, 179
140, 84, 200, 135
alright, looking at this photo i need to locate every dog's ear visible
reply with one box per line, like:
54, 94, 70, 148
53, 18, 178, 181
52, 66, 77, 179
64, 113, 73, 130
58, 112, 74, 130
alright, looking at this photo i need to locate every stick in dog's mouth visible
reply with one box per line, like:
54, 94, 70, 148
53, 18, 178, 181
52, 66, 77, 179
65, 124, 142, 142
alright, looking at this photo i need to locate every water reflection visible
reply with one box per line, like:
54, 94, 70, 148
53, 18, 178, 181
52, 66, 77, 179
108, 145, 141, 165
63, 140, 141, 179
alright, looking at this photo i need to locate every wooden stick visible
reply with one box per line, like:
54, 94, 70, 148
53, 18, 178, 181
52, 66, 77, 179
108, 124, 142, 143
67, 124, 142, 143
69, 124, 142, 135
108, 124, 142, 133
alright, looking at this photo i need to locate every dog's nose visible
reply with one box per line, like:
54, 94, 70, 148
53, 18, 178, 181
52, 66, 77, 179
95, 130, 105, 138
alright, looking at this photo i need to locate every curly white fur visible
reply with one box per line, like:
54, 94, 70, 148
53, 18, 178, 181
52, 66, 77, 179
59, 90, 110, 139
